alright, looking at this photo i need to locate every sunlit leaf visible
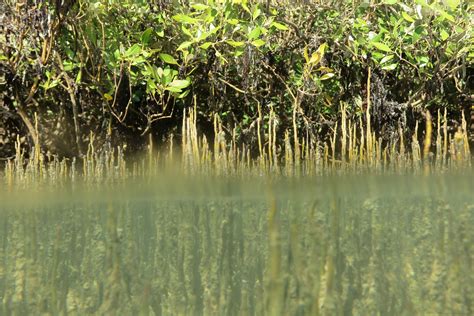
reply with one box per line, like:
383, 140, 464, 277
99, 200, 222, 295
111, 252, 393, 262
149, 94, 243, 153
200, 42, 213, 49
445, 0, 460, 10
177, 41, 194, 51
132, 56, 146, 64
320, 73, 335, 80
181, 26, 193, 38
440, 29, 449, 41
418, 56, 430, 64
271, 22, 289, 31
248, 27, 261, 40
226, 40, 245, 47
63, 60, 75, 71
252, 7, 261, 20
178, 90, 190, 99
371, 42, 392, 53
316, 43, 328, 56
159, 53, 179, 65
124, 44, 141, 57
173, 14, 197, 24
75, 69, 82, 83
228, 19, 240, 25
103, 93, 113, 101
166, 86, 183, 93
241, 1, 251, 14
372, 52, 385, 60
157, 67, 164, 78
402, 12, 415, 23
308, 43, 328, 64
317, 66, 333, 72
251, 39, 265, 48
309, 52, 322, 65
431, 5, 455, 22
380, 54, 395, 64
197, 30, 211, 42
412, 25, 424, 43
382, 63, 398, 70
168, 79, 190, 89
234, 47, 245, 57
191, 3, 209, 11
146, 79, 157, 93
156, 26, 164, 38
141, 28, 153, 45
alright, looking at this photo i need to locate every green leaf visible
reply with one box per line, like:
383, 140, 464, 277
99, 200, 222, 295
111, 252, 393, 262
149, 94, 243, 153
177, 41, 194, 51
104, 93, 113, 101
234, 47, 246, 57
382, 63, 398, 71
191, 3, 209, 10
226, 40, 245, 47
248, 27, 261, 40
166, 86, 183, 93
251, 39, 265, 48
317, 66, 333, 72
445, 0, 460, 10
402, 12, 415, 23
309, 52, 322, 65
308, 43, 328, 65
383, 0, 397, 4
316, 43, 328, 56
63, 60, 75, 71
271, 22, 289, 31
168, 79, 190, 89
320, 73, 335, 80
200, 42, 213, 50
431, 5, 455, 22
75, 69, 82, 83
380, 54, 395, 64
156, 26, 164, 38
124, 44, 141, 57
178, 90, 190, 99
159, 53, 179, 65
241, 2, 251, 14
371, 42, 392, 53
141, 28, 153, 45
146, 79, 157, 93
197, 30, 211, 42
173, 14, 197, 24
252, 7, 261, 20
132, 56, 146, 64
227, 18, 240, 25
440, 29, 449, 41
157, 67, 164, 78
412, 25, 424, 43
181, 26, 193, 38
372, 52, 385, 60
417, 56, 430, 67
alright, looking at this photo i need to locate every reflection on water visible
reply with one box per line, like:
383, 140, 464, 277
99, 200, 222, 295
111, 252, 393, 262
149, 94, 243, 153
0, 174, 473, 315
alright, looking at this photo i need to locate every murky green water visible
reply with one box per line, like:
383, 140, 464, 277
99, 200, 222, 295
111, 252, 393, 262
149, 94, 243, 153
1, 174, 473, 315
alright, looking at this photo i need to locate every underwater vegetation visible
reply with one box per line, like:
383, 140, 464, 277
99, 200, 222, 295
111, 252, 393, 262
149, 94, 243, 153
0, 175, 473, 315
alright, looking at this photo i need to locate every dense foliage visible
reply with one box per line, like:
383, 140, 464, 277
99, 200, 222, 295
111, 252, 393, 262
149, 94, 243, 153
1, 0, 473, 158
